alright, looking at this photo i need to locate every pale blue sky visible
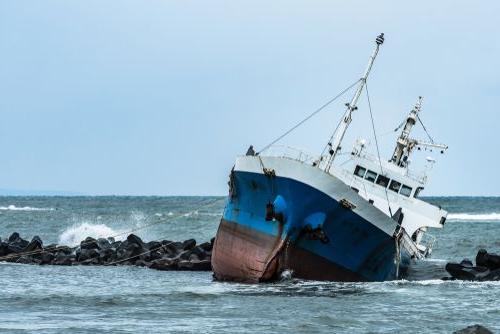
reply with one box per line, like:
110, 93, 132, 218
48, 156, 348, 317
0, 1, 498, 196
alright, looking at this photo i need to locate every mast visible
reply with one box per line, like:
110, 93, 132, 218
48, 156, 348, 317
325, 33, 384, 172
391, 96, 423, 166
391, 96, 448, 168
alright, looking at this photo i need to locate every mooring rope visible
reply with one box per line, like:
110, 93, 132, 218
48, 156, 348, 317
0, 197, 225, 262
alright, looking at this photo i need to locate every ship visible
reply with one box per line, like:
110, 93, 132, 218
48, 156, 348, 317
211, 33, 448, 283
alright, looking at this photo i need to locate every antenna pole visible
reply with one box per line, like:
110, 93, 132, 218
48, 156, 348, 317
325, 33, 384, 172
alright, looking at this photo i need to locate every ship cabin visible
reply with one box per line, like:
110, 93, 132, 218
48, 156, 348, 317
335, 153, 447, 255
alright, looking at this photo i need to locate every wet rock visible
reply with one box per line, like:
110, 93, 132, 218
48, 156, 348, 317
476, 249, 500, 271
453, 324, 493, 334
445, 263, 490, 281
199, 242, 213, 252
7, 233, 29, 253
150, 258, 177, 271
24, 236, 43, 252
97, 238, 111, 250
16, 255, 36, 264
0, 240, 10, 256
126, 234, 144, 247
182, 239, 196, 251
177, 259, 211, 271
40, 252, 55, 265
77, 248, 100, 262
80, 237, 99, 250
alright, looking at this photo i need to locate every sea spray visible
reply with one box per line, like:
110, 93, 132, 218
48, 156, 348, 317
58, 223, 125, 247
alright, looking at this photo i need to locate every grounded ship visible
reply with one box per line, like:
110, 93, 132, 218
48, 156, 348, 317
211, 34, 448, 283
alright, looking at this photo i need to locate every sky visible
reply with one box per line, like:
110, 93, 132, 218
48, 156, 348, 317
0, 1, 499, 196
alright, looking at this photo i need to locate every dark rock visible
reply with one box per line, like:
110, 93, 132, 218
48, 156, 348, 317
40, 252, 55, 265
107, 237, 115, 243
210, 237, 215, 245
80, 237, 99, 250
460, 259, 473, 267
182, 239, 196, 251
145, 241, 162, 251
8, 232, 20, 243
52, 252, 75, 265
177, 259, 211, 271
126, 234, 144, 247
164, 241, 183, 256
445, 262, 491, 281
96, 238, 111, 250
77, 248, 100, 262
453, 324, 493, 334
199, 242, 212, 252
0, 241, 11, 256
99, 248, 116, 263
16, 255, 36, 264
134, 260, 150, 267
24, 236, 43, 252
150, 258, 177, 271
476, 249, 500, 270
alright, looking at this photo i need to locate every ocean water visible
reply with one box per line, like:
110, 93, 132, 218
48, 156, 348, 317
0, 196, 499, 333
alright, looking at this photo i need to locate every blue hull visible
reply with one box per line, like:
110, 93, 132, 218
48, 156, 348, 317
212, 169, 410, 282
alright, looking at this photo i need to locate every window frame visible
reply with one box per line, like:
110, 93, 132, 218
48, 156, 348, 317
389, 180, 402, 193
400, 185, 413, 197
375, 175, 390, 188
364, 170, 378, 183
354, 165, 367, 178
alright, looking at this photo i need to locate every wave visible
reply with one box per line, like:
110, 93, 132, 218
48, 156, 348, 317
58, 223, 125, 247
0, 205, 55, 211
447, 213, 500, 222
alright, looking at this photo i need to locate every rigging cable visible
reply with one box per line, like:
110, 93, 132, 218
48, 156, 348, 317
365, 82, 392, 217
416, 114, 435, 143
257, 79, 362, 155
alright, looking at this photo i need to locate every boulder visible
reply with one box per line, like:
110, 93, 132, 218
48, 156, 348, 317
24, 236, 43, 252
182, 239, 196, 251
453, 325, 493, 334
476, 249, 500, 271
445, 262, 490, 281
80, 237, 99, 250
150, 258, 177, 271
52, 252, 74, 265
177, 259, 211, 271
96, 238, 111, 250
40, 252, 55, 265
126, 234, 144, 247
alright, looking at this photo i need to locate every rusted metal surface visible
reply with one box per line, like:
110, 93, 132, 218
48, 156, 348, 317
212, 219, 367, 282
211, 219, 282, 283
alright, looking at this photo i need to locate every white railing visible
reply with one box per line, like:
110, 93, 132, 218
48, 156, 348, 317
260, 145, 319, 165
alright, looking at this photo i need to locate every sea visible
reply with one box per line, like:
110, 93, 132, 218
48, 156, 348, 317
0, 196, 499, 333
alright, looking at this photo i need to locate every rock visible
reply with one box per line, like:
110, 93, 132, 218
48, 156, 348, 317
24, 236, 43, 252
453, 324, 493, 334
145, 241, 162, 251
150, 258, 177, 271
182, 239, 196, 251
80, 237, 99, 250
53, 252, 74, 266
7, 233, 29, 253
8, 232, 20, 243
177, 259, 211, 271
40, 252, 55, 265
96, 238, 111, 250
476, 249, 500, 271
0, 240, 11, 256
126, 234, 144, 247
199, 242, 213, 252
76, 248, 100, 262
16, 255, 36, 264
445, 262, 490, 281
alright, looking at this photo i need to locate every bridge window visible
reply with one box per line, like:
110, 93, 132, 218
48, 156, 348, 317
400, 185, 413, 197
414, 187, 424, 198
364, 170, 377, 183
354, 165, 366, 178
389, 180, 401, 193
376, 175, 390, 188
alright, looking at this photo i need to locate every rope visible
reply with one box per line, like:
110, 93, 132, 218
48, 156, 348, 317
0, 197, 225, 262
416, 114, 435, 143
257, 79, 362, 155
365, 83, 392, 216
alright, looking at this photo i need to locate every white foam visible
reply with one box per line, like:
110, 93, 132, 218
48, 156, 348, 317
0, 205, 55, 212
58, 223, 124, 247
447, 213, 500, 222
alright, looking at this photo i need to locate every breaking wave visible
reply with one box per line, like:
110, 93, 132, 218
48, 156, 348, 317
0, 205, 55, 212
447, 213, 500, 222
58, 223, 125, 247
